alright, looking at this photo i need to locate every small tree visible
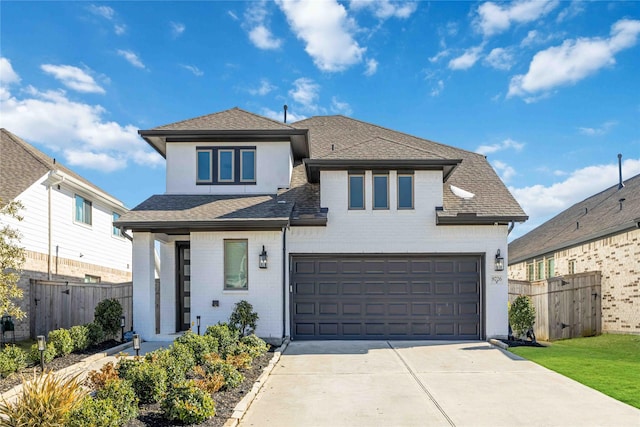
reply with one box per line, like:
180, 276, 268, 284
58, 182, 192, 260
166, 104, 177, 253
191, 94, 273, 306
229, 300, 258, 336
0, 200, 26, 320
94, 299, 123, 339
509, 295, 536, 341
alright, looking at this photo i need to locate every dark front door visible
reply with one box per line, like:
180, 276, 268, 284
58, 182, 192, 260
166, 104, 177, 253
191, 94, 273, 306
290, 254, 483, 340
176, 242, 191, 332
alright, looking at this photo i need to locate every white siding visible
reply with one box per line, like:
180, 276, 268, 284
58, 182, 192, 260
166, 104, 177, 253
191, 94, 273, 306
165, 141, 292, 194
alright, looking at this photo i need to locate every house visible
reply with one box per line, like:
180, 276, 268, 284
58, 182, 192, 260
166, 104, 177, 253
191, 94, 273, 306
115, 108, 527, 343
0, 129, 132, 339
508, 170, 640, 335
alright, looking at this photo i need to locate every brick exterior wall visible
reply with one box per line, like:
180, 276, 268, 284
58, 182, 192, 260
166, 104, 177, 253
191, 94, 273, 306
509, 228, 640, 334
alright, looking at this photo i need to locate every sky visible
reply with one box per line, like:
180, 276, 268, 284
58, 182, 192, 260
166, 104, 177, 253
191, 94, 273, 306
1, 0, 639, 241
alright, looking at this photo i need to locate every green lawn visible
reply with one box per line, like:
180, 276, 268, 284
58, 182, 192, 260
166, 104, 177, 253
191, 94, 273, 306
509, 334, 640, 409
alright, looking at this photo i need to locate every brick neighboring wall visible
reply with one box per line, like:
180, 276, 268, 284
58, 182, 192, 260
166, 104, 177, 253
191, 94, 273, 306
509, 228, 640, 334
9, 250, 132, 340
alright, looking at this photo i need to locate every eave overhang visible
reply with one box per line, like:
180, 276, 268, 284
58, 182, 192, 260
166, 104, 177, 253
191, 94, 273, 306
436, 213, 529, 226
114, 218, 290, 234
138, 129, 310, 160
304, 159, 461, 183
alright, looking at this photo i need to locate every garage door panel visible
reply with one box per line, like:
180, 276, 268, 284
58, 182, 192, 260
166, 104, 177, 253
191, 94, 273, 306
291, 255, 481, 340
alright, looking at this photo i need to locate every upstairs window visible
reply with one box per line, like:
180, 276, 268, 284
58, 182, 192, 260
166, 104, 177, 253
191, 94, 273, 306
546, 258, 555, 279
75, 195, 92, 225
240, 149, 256, 182
526, 263, 534, 281
568, 259, 576, 275
112, 212, 122, 237
218, 149, 234, 182
197, 150, 212, 182
348, 174, 365, 210
196, 147, 256, 185
373, 173, 389, 209
397, 174, 414, 209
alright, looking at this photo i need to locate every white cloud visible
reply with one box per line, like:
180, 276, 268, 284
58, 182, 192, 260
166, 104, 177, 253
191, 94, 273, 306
556, 0, 585, 23
87, 4, 126, 35
277, 0, 365, 72
170, 21, 186, 38
248, 79, 276, 96
180, 64, 204, 76
349, 0, 418, 19
484, 47, 514, 70
41, 64, 105, 94
114, 24, 127, 35
509, 158, 640, 237
476, 138, 525, 155
475, 0, 559, 37
509, 19, 640, 98
493, 160, 516, 182
429, 49, 450, 63
578, 120, 617, 136
261, 107, 307, 123
448, 45, 483, 70
116, 50, 146, 69
244, 1, 282, 50
430, 80, 444, 97
289, 77, 320, 111
331, 97, 352, 115
0, 85, 161, 172
0, 57, 20, 85
364, 58, 378, 76
228, 10, 239, 21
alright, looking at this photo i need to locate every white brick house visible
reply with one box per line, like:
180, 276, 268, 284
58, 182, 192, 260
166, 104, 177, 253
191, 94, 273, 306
116, 108, 527, 343
0, 129, 132, 339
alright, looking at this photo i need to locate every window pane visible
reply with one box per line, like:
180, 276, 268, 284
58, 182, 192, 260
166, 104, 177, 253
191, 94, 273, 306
225, 240, 248, 290
75, 195, 83, 222
84, 200, 92, 224
373, 175, 388, 209
349, 175, 364, 209
112, 212, 121, 236
197, 151, 211, 181
398, 175, 413, 209
241, 150, 256, 181
219, 150, 234, 181
75, 195, 91, 225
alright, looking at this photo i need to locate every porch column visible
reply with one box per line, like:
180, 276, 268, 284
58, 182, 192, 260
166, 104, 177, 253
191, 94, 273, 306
132, 232, 156, 340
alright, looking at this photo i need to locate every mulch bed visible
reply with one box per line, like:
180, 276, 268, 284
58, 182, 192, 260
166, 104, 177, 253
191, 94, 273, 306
500, 339, 546, 348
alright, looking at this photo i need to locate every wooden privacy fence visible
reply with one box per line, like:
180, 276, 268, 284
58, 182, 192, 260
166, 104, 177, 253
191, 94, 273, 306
29, 280, 133, 339
508, 272, 601, 341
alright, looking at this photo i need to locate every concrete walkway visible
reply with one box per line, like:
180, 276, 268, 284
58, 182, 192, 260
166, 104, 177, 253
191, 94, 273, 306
239, 341, 640, 427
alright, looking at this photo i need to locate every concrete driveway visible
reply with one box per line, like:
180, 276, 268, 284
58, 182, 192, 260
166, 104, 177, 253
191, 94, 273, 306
239, 341, 640, 427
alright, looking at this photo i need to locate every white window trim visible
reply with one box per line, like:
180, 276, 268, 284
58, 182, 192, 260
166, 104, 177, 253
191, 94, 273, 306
240, 149, 256, 183
74, 194, 92, 227
218, 149, 235, 182
397, 174, 414, 210
348, 174, 365, 210
373, 173, 389, 210
196, 149, 213, 183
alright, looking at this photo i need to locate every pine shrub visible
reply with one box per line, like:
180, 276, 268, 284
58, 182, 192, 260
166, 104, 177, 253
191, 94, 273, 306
509, 295, 536, 339
229, 300, 259, 336
48, 328, 74, 357
0, 345, 27, 378
161, 380, 215, 425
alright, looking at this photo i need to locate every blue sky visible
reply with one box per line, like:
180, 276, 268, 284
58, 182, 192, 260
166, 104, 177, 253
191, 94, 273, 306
1, 1, 639, 240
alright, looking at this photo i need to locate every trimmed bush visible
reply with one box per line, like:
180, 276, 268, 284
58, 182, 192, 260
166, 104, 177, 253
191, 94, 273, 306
509, 295, 536, 339
174, 330, 218, 365
27, 342, 57, 365
226, 352, 252, 370
161, 380, 216, 425
240, 334, 269, 359
146, 345, 195, 385
205, 323, 239, 358
96, 378, 139, 423
0, 344, 27, 378
191, 366, 225, 393
66, 395, 121, 427
85, 322, 105, 346
69, 324, 90, 351
202, 353, 244, 389
87, 362, 119, 390
48, 328, 74, 356
94, 299, 122, 339
230, 300, 259, 336
119, 360, 167, 404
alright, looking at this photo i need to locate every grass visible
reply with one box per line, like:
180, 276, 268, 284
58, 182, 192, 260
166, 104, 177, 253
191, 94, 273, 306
509, 334, 640, 409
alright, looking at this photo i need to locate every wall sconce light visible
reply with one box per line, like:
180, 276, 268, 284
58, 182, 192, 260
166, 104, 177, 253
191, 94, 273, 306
259, 245, 268, 269
120, 316, 125, 341
196, 315, 201, 335
133, 334, 141, 357
37, 335, 46, 372
494, 249, 504, 271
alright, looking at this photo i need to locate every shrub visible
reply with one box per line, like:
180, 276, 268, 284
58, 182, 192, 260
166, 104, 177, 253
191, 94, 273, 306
240, 334, 269, 359
226, 352, 252, 370
27, 342, 57, 365
509, 295, 536, 339
230, 300, 259, 336
115, 355, 140, 380
94, 299, 122, 339
87, 362, 119, 390
0, 371, 86, 426
205, 323, 240, 358
0, 345, 27, 378
202, 353, 244, 389
146, 345, 195, 385
96, 378, 139, 423
161, 380, 216, 425
48, 328, 74, 356
191, 366, 225, 393
66, 396, 121, 427
85, 322, 105, 346
69, 325, 90, 351
174, 330, 219, 365
119, 359, 167, 404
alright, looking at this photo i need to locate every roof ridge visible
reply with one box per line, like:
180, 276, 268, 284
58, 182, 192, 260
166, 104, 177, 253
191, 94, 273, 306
154, 107, 295, 130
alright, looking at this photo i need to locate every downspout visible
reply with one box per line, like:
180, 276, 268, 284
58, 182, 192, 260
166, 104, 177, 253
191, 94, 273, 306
281, 225, 288, 340
46, 170, 64, 280
507, 221, 515, 235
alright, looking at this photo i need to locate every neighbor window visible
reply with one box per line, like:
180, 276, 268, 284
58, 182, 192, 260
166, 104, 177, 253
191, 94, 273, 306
568, 259, 576, 275
536, 260, 544, 280
373, 174, 389, 209
197, 150, 212, 182
218, 149, 234, 182
348, 174, 365, 210
224, 239, 248, 290
546, 258, 555, 279
397, 174, 414, 209
240, 149, 256, 182
75, 195, 92, 225
84, 274, 101, 283
526, 262, 534, 281
112, 212, 122, 237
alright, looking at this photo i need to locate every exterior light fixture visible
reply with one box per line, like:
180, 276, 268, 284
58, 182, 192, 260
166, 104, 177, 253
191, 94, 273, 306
120, 316, 125, 341
133, 334, 141, 357
196, 315, 201, 335
495, 249, 504, 271
259, 245, 268, 269
37, 335, 46, 372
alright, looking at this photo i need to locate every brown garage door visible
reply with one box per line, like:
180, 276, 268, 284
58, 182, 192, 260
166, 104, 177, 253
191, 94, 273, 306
291, 255, 482, 340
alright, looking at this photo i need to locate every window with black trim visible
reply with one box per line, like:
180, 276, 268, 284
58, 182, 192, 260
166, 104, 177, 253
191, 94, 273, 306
373, 173, 389, 209
348, 174, 365, 209
196, 147, 256, 185
224, 239, 248, 290
74, 195, 92, 225
240, 149, 256, 182
197, 149, 212, 182
397, 174, 414, 209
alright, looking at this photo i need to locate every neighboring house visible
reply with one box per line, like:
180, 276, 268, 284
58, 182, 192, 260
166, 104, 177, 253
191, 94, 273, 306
508, 172, 640, 335
115, 108, 527, 343
0, 129, 132, 339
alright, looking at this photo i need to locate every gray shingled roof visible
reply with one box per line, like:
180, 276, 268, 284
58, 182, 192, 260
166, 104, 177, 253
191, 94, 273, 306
509, 173, 640, 264
0, 128, 118, 207
154, 107, 295, 131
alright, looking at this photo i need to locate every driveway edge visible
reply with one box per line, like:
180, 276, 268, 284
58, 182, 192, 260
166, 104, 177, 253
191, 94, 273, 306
223, 337, 290, 427
488, 338, 508, 350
